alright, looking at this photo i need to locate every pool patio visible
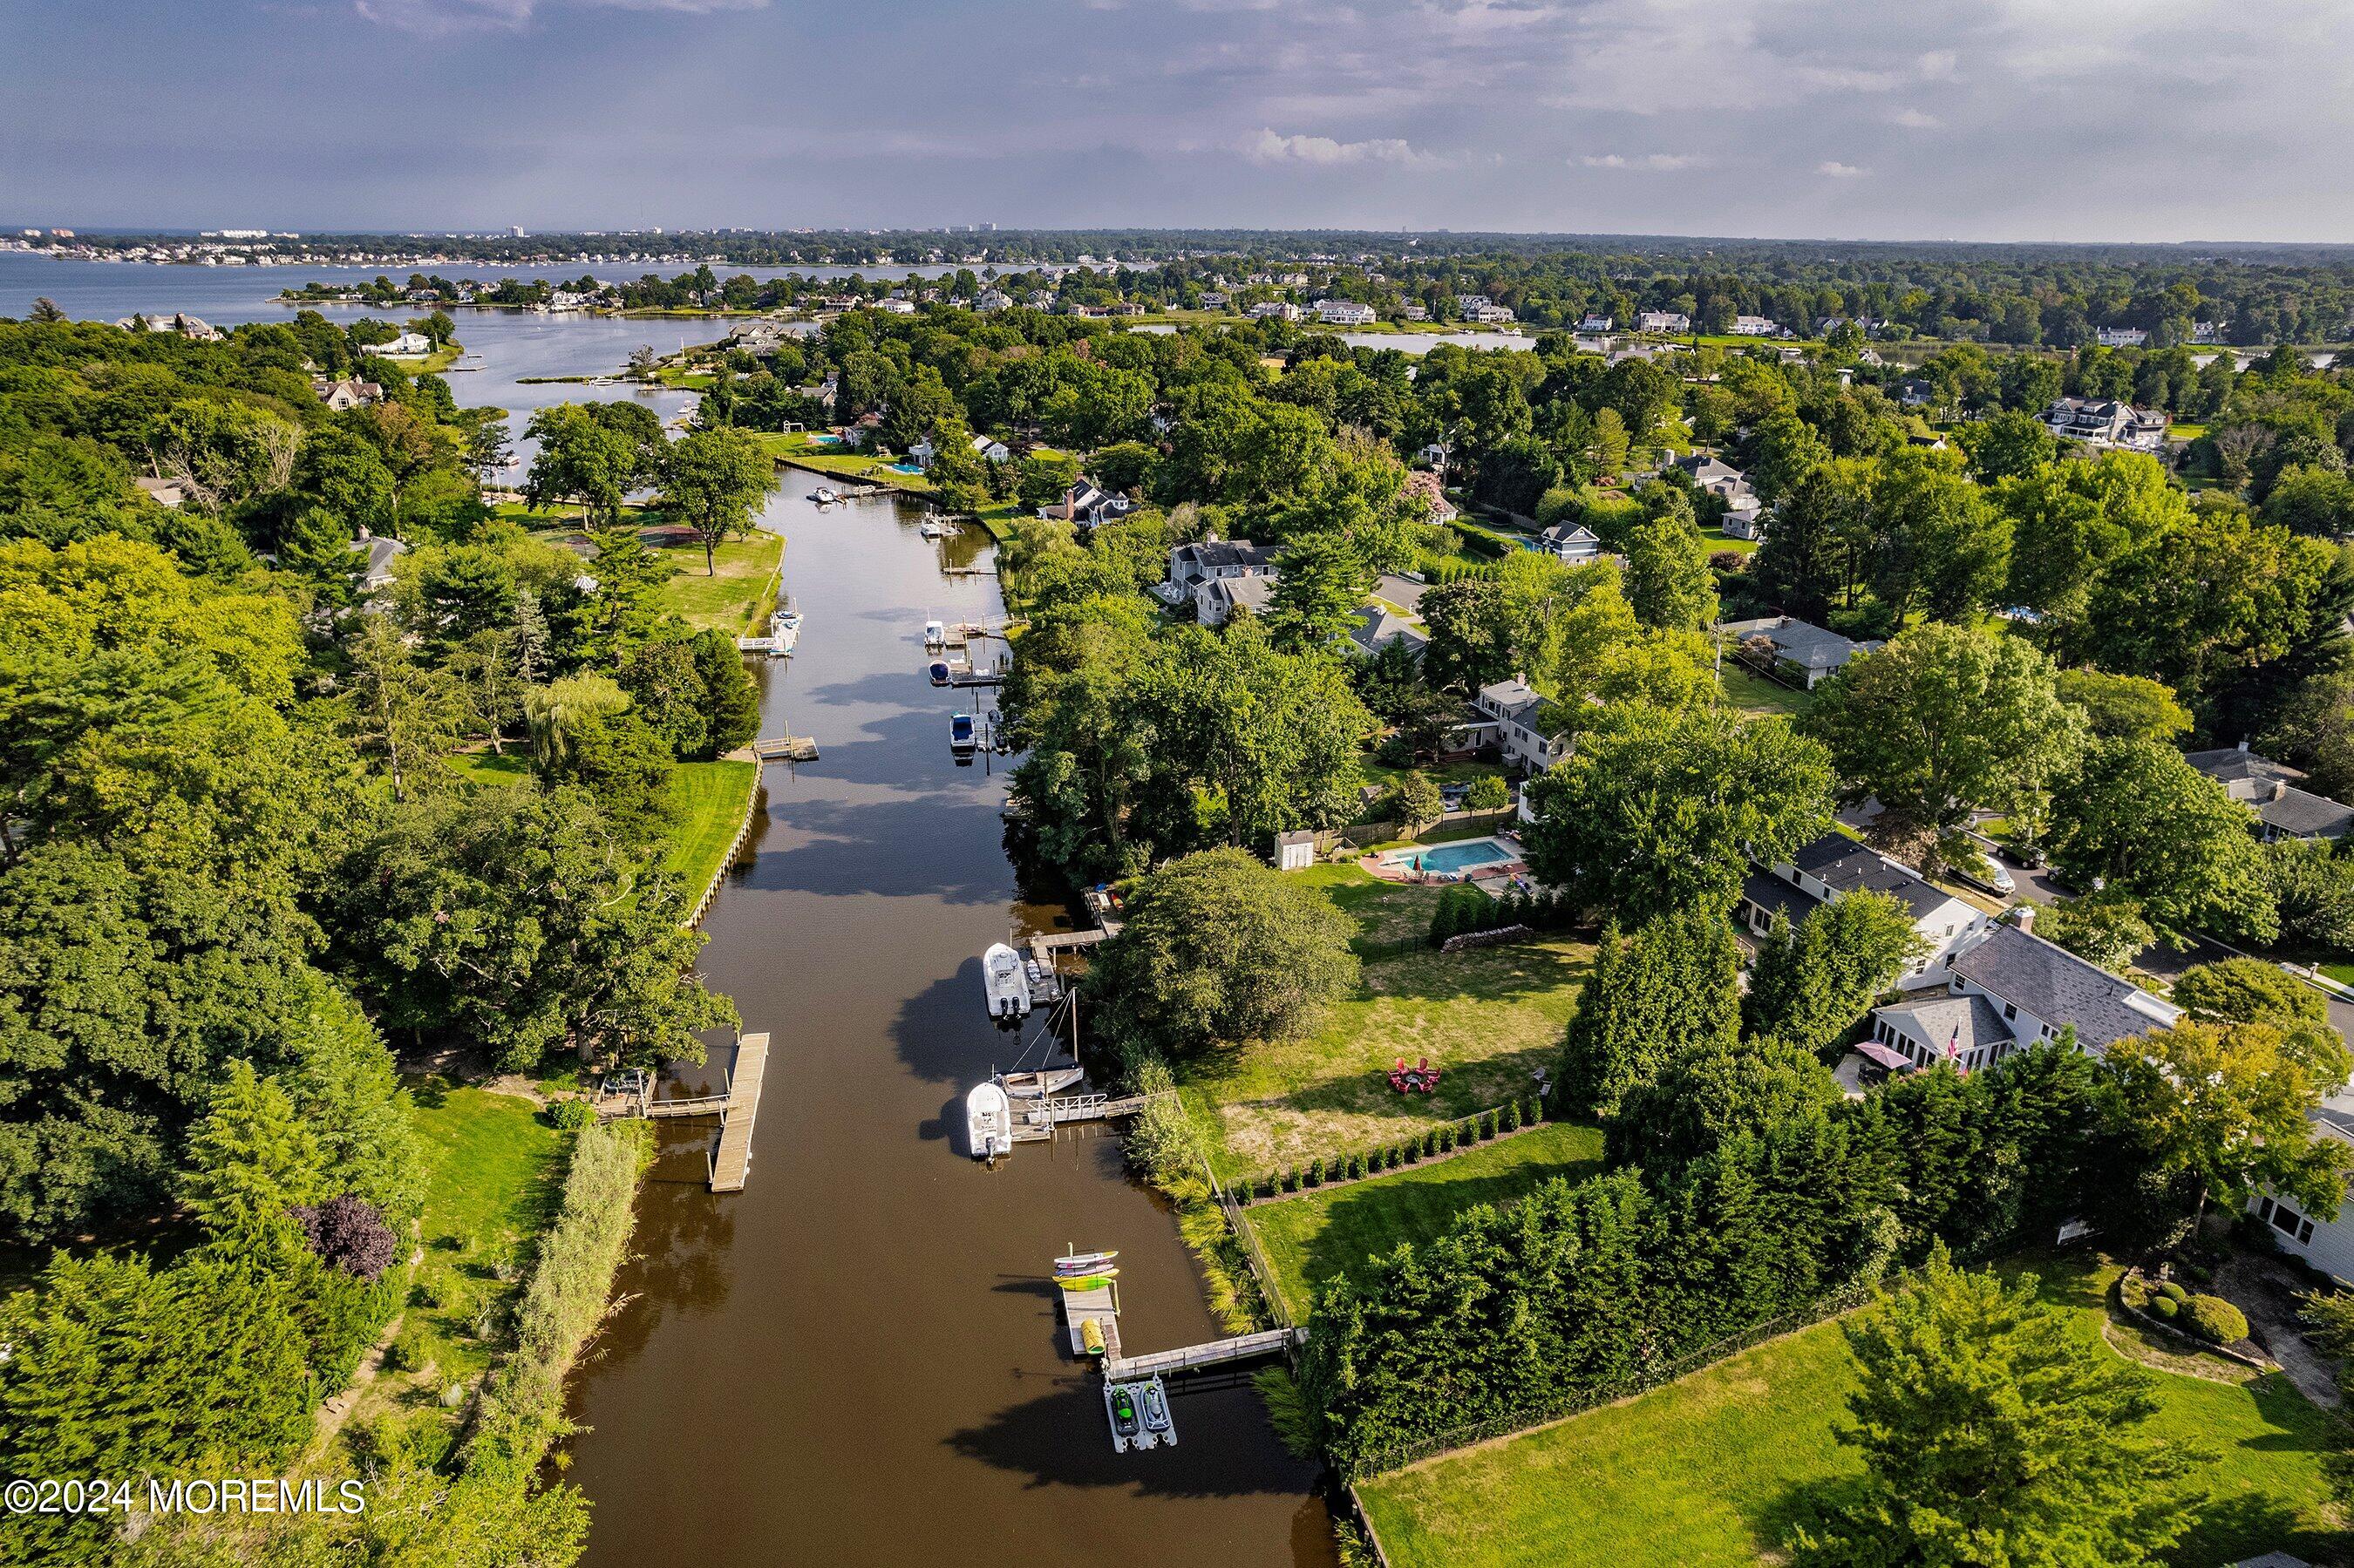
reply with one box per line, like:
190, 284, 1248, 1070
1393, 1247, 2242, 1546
1364, 832, 1529, 886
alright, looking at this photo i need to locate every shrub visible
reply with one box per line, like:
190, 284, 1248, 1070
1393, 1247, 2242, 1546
2185, 1295, 2249, 1344
1439, 1126, 1456, 1152
1503, 1099, 1521, 1132
1345, 1154, 1364, 1180
1422, 1128, 1439, 1156
2152, 1295, 2179, 1320
1526, 1093, 1546, 1124
294, 1194, 401, 1282
2158, 1280, 2188, 1304
546, 1098, 597, 1132
1307, 1158, 1325, 1187
1403, 1139, 1420, 1164
1478, 1111, 1497, 1140
1282, 1168, 1299, 1193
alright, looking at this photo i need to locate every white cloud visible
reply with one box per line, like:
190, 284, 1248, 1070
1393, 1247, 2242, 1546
1890, 108, 1940, 129
1817, 160, 1869, 178
1244, 128, 1442, 166
357, 0, 764, 33
1578, 151, 1700, 170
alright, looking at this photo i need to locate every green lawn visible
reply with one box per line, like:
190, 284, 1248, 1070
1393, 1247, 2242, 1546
1244, 1121, 1606, 1319
1719, 664, 1812, 717
663, 760, 759, 909
656, 531, 784, 635
446, 750, 534, 789
1183, 915, 1593, 1180
1359, 1253, 2347, 1568
1699, 525, 1761, 556
754, 431, 937, 492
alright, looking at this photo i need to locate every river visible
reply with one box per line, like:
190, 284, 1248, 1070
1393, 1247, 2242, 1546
0, 255, 1335, 1564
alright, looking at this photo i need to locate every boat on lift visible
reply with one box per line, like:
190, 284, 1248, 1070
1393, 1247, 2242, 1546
966, 1081, 1012, 1163
919, 518, 956, 540
951, 711, 979, 758
768, 606, 801, 657
981, 941, 1030, 1019
923, 619, 949, 649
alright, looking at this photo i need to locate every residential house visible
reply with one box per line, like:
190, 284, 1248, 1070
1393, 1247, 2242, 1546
133, 476, 185, 509
349, 532, 410, 595
1402, 303, 1431, 322
1867, 910, 2181, 1069
2254, 1090, 2354, 1280
1894, 377, 1936, 408
1730, 315, 1779, 336
1528, 523, 1605, 565
1472, 676, 1571, 772
1469, 304, 1518, 325
1721, 615, 1881, 688
974, 288, 1013, 312
1160, 538, 1279, 606
1677, 453, 1753, 506
1454, 294, 1492, 312
907, 436, 937, 469
1198, 290, 1230, 309
2095, 327, 2148, 349
969, 434, 1011, 465
1346, 574, 1431, 661
1316, 299, 1377, 326
1039, 480, 1138, 528
117, 312, 221, 341
1197, 572, 1277, 628
1636, 310, 1691, 334
1248, 301, 1303, 321
1025, 289, 1056, 307
371, 330, 432, 357
1577, 314, 1614, 333
2041, 397, 2169, 452
2185, 745, 2354, 841
2192, 321, 2229, 344
1720, 496, 1767, 539
315, 376, 384, 411
1741, 832, 1994, 993
874, 298, 917, 315
728, 319, 799, 355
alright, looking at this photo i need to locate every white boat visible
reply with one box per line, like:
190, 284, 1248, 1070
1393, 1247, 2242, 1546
919, 519, 956, 540
966, 1081, 1012, 1163
812, 486, 840, 505
923, 619, 948, 648
982, 941, 1031, 1020
1000, 1065, 1086, 1098
766, 608, 799, 657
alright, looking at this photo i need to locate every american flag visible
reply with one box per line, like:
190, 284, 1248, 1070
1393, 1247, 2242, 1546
1945, 1023, 1967, 1076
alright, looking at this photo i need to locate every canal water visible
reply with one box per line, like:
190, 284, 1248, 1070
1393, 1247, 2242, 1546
0, 255, 1337, 1560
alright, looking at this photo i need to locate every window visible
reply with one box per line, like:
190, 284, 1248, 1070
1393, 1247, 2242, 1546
2273, 1203, 2314, 1248
2003, 1002, 2017, 1021
2259, 1197, 2276, 1222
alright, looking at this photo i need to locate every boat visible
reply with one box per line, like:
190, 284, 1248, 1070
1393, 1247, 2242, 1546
951, 711, 979, 758
923, 619, 948, 648
1001, 1065, 1085, 1099
981, 940, 1029, 1018
1140, 1381, 1172, 1434
919, 518, 955, 540
811, 486, 840, 505
1056, 1249, 1119, 1273
767, 608, 799, 657
928, 659, 953, 686
1108, 1386, 1140, 1439
965, 1081, 1012, 1163
1057, 1270, 1119, 1289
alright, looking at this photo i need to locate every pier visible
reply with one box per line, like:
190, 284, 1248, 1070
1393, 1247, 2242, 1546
1104, 1328, 1299, 1382
611, 1032, 772, 1192
752, 733, 820, 763
1054, 1246, 1298, 1454
1008, 1089, 1164, 1143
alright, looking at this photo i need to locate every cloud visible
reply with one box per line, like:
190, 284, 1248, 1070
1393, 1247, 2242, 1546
1816, 160, 1869, 178
355, 0, 764, 33
1890, 108, 1940, 129
1243, 128, 1442, 167
1578, 152, 1702, 170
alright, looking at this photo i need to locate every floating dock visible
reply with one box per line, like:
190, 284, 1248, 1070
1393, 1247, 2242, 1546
1105, 1376, 1176, 1454
752, 733, 820, 763
613, 1032, 771, 1192
1058, 1252, 1123, 1361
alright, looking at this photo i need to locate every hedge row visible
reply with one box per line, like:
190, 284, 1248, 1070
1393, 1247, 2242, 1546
1242, 1096, 1542, 1202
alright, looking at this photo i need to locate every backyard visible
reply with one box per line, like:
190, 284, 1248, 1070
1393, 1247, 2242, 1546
655, 530, 784, 635
663, 759, 759, 906
1357, 1252, 2347, 1568
1719, 663, 1812, 717
1182, 862, 1590, 1179
1243, 1120, 1606, 1319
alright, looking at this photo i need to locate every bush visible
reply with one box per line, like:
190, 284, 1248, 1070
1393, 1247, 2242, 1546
1422, 1128, 1439, 1156
1374, 734, 1414, 770
2185, 1294, 2249, 1344
1527, 1093, 1546, 1124
1307, 1158, 1325, 1187
1403, 1138, 1420, 1164
545, 1097, 596, 1132
1466, 775, 1511, 812
1503, 1099, 1522, 1132
1481, 1110, 1500, 1139
1345, 1154, 1364, 1181
1439, 1125, 1456, 1152
1282, 1168, 1299, 1193
2158, 1280, 2188, 1304
2152, 1295, 2180, 1320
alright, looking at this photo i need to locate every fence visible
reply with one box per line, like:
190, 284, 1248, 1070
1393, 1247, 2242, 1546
1208, 1157, 1296, 1334
1344, 1278, 1879, 1478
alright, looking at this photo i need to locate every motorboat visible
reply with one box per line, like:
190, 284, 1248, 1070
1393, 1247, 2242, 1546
965, 1081, 1012, 1163
1000, 1064, 1086, 1098
1140, 1381, 1172, 1435
923, 619, 948, 649
951, 711, 979, 758
768, 608, 800, 656
919, 518, 956, 540
811, 486, 840, 505
981, 941, 1029, 1019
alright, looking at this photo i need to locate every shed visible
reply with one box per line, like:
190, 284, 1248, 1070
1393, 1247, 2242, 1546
1274, 830, 1316, 872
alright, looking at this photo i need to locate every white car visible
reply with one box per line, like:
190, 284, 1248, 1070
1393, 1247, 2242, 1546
1956, 853, 2016, 897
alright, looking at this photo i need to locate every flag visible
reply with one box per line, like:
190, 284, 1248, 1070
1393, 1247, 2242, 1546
1945, 1023, 1967, 1076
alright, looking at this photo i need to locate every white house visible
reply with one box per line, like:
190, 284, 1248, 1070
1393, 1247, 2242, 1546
2095, 327, 2148, 349
1248, 301, 1303, 322
1866, 909, 2181, 1070
2042, 397, 2169, 453
1721, 615, 1881, 689
1472, 676, 1570, 772
1731, 315, 1779, 336
1528, 523, 1605, 565
874, 298, 917, 315
970, 434, 1012, 465
908, 436, 937, 469
1739, 832, 1994, 993
1455, 294, 1492, 311
1469, 304, 1518, 325
1346, 574, 1431, 661
1576, 314, 1614, 334
1636, 311, 1691, 334
1402, 303, 1431, 322
2255, 1090, 2354, 1280
1198, 290, 1230, 309
1316, 299, 1377, 326
1038, 480, 1138, 528
371, 330, 432, 357
974, 288, 1013, 312
1197, 573, 1277, 628
1162, 538, 1279, 602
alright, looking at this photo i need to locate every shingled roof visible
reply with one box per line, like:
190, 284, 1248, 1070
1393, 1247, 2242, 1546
1949, 923, 2178, 1054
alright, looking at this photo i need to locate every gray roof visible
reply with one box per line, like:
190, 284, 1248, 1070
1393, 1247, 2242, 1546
1786, 832, 1952, 923
1371, 572, 1427, 613
1721, 615, 1878, 673
2184, 749, 2304, 787
1876, 994, 2013, 1060
1176, 539, 1276, 573
2184, 749, 2353, 838
1740, 870, 1819, 925
1949, 922, 2179, 1054
1349, 601, 1429, 656
1205, 575, 1276, 615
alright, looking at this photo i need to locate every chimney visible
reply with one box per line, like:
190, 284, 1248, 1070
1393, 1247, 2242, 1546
2238, 738, 2251, 752
2013, 906, 2036, 936
1514, 670, 1527, 686
2274, 779, 2289, 802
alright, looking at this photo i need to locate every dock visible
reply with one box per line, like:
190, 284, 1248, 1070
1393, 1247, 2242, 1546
751, 733, 820, 763
1009, 1089, 1164, 1143
1051, 1246, 1293, 1454
1104, 1327, 1298, 1382
610, 1032, 771, 1192
1060, 1274, 1123, 1360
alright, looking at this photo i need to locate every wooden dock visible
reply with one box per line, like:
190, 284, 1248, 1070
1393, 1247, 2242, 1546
1009, 1089, 1163, 1143
751, 734, 819, 763
1104, 1327, 1299, 1383
1060, 1277, 1123, 1360
1030, 927, 1118, 958
708, 1033, 769, 1192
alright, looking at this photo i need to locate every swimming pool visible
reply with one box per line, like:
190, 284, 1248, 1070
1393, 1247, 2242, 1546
1383, 838, 1517, 875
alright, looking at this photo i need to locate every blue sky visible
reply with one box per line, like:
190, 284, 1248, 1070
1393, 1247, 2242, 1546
5, 0, 2351, 241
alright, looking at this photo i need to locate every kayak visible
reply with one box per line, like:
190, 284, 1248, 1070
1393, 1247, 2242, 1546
1055, 1250, 1119, 1273
1057, 1270, 1119, 1290
1080, 1318, 1106, 1355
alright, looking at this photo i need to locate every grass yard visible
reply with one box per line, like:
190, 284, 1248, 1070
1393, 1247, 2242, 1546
1244, 1121, 1606, 1318
446, 750, 534, 789
1288, 860, 1449, 947
1699, 525, 1761, 556
1719, 663, 1812, 717
1183, 923, 1593, 1181
655, 530, 784, 635
663, 760, 758, 907
1358, 1252, 2347, 1568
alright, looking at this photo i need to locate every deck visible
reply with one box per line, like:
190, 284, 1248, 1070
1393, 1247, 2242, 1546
751, 734, 819, 763
1008, 1090, 1162, 1143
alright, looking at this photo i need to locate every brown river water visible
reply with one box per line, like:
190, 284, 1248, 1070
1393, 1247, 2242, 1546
562, 488, 1337, 1566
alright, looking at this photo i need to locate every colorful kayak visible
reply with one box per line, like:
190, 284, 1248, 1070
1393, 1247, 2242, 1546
1057, 1270, 1119, 1290
1055, 1250, 1119, 1273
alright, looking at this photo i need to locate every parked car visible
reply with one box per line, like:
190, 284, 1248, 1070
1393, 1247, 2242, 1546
1953, 851, 2016, 897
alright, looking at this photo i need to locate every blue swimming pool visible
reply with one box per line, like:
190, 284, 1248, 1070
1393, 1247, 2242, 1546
1388, 838, 1516, 874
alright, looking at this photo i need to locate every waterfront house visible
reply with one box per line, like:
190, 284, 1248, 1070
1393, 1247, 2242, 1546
1471, 676, 1571, 772
371, 329, 432, 357
2096, 327, 2149, 348
1721, 614, 1880, 689
1248, 301, 1303, 322
1577, 314, 1614, 334
908, 436, 937, 469
974, 288, 1013, 312
1742, 832, 1993, 993
1197, 290, 1231, 309
1316, 299, 1377, 326
1636, 310, 1691, 334
1455, 295, 1492, 311
874, 298, 917, 315
1403, 303, 1431, 322
970, 434, 1011, 465
1469, 304, 1518, 324
315, 376, 384, 411
1159, 538, 1278, 606
1528, 523, 1605, 565
1866, 908, 2181, 1069
2041, 397, 2169, 452
116, 311, 222, 341
2184, 745, 2354, 841
1039, 480, 1138, 529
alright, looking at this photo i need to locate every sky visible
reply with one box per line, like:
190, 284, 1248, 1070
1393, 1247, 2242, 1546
5, 0, 2352, 243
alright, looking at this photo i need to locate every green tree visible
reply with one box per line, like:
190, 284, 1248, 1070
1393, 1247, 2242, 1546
2107, 1017, 2351, 1225
342, 614, 460, 804
1523, 703, 1834, 922
180, 1061, 323, 1239
1805, 623, 2083, 864
1560, 907, 1740, 1117
659, 425, 773, 574
1788, 1247, 2201, 1568
1622, 513, 1718, 633
523, 403, 655, 527
2031, 893, 2157, 974
1017, 450, 1082, 512
2054, 667, 2192, 743
2171, 956, 2330, 1028
1092, 847, 1359, 1063
2262, 465, 2354, 540
2267, 838, 2354, 951
1385, 770, 1445, 836
2046, 737, 2278, 943
692, 628, 761, 758
1744, 891, 1925, 1053
1264, 533, 1372, 653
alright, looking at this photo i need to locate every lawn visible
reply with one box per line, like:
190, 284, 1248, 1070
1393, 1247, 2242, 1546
655, 530, 784, 635
446, 750, 534, 789
1244, 1121, 1606, 1319
1699, 524, 1761, 556
1358, 1252, 2348, 1568
753, 431, 936, 492
1720, 663, 1812, 717
1182, 920, 1593, 1181
663, 760, 759, 909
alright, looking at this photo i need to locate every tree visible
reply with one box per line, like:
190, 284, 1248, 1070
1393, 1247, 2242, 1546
2267, 838, 2354, 951
180, 1061, 323, 1240
1465, 774, 1510, 811
2262, 464, 2354, 540
1385, 770, 1445, 836
1805, 624, 2082, 865
2031, 893, 2157, 974
1744, 891, 1925, 1053
1017, 450, 1082, 512
293, 1192, 400, 1282
1524, 703, 1834, 923
1622, 513, 1718, 632
1609, 1035, 1840, 1170
2107, 1017, 2351, 1225
1560, 908, 1741, 1117
2046, 737, 2278, 943
1787, 1247, 2201, 1568
2055, 667, 2191, 743
526, 672, 633, 771
2264, 668, 2354, 800
659, 426, 772, 574
2171, 957, 2330, 1028
523, 403, 655, 526
1264, 533, 1372, 653
1091, 847, 1358, 1063
692, 628, 761, 758
342, 614, 460, 804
